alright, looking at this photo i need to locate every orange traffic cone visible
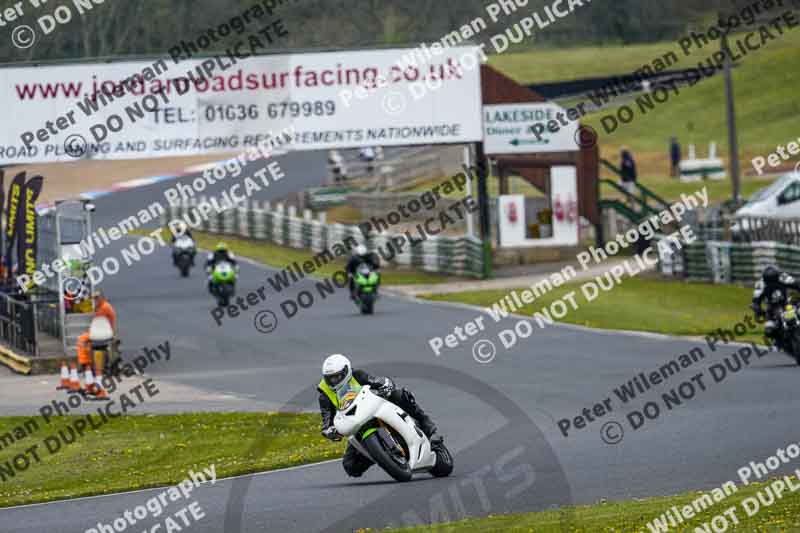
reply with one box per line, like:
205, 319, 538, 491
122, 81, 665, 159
83, 366, 97, 396
92, 369, 109, 400
68, 363, 82, 393
57, 361, 70, 390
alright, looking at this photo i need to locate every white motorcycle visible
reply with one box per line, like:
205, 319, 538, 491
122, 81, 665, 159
173, 235, 196, 277
333, 383, 453, 482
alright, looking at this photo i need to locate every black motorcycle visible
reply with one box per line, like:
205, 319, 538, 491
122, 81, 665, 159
173, 235, 196, 277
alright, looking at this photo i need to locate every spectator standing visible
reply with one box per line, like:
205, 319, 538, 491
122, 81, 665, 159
620, 147, 638, 199
670, 137, 682, 178
359, 146, 376, 175
328, 150, 347, 183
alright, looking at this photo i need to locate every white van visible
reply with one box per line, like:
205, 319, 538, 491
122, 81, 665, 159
736, 173, 800, 219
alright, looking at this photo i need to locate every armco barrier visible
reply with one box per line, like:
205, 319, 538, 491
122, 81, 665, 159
656, 238, 800, 285
164, 199, 484, 278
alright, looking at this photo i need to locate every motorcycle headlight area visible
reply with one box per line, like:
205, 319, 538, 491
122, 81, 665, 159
339, 390, 359, 411
340, 397, 356, 411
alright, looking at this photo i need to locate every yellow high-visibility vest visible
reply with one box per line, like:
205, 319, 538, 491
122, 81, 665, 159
318, 377, 360, 409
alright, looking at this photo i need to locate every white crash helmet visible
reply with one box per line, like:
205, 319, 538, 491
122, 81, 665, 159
322, 353, 352, 391
354, 244, 367, 256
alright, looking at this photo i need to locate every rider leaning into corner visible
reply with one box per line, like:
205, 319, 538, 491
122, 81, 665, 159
346, 244, 381, 300
318, 354, 438, 477
751, 265, 800, 348
205, 242, 239, 293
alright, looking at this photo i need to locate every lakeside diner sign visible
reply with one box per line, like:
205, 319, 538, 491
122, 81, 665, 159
483, 102, 579, 155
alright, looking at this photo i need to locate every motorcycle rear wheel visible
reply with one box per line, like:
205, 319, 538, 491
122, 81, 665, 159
429, 439, 454, 478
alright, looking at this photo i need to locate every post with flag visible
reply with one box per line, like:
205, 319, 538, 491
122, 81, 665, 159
4, 171, 25, 285
17, 175, 43, 292
15, 175, 43, 348
0, 170, 5, 278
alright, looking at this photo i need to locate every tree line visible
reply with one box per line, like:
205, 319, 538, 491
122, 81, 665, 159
1, 0, 740, 66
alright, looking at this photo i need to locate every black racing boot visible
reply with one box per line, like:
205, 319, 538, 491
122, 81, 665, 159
418, 415, 438, 439
401, 389, 438, 438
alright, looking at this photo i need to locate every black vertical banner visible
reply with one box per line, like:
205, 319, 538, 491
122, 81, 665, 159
5, 171, 25, 274
0, 170, 5, 273
17, 176, 43, 289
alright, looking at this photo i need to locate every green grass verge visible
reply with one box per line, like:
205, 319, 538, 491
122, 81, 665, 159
376, 475, 800, 532
422, 277, 765, 345
0, 413, 343, 507
149, 228, 464, 285
600, 173, 776, 206
395, 175, 544, 200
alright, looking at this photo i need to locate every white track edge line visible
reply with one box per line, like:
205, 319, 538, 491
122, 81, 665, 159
1, 459, 339, 510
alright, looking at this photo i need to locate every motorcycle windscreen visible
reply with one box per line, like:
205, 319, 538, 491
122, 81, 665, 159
337, 380, 362, 410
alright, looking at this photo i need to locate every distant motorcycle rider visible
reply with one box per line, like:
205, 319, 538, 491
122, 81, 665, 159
318, 354, 438, 478
751, 265, 800, 347
205, 242, 238, 293
171, 228, 195, 266
346, 244, 380, 300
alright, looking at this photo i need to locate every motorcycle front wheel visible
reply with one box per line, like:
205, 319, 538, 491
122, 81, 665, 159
212, 288, 229, 307
363, 430, 412, 482
359, 292, 374, 315
791, 330, 800, 366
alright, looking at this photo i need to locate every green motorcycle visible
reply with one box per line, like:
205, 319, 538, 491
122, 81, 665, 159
353, 263, 380, 315
211, 261, 237, 307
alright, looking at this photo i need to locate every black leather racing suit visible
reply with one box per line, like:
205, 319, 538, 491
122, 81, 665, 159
171, 230, 195, 266
318, 369, 435, 477
751, 272, 800, 346
205, 249, 237, 270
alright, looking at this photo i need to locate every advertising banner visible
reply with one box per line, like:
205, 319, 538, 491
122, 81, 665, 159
17, 176, 43, 283
0, 170, 4, 260
0, 46, 483, 164
4, 171, 26, 269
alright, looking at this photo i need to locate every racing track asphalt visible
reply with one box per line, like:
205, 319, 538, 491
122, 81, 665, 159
2, 150, 800, 532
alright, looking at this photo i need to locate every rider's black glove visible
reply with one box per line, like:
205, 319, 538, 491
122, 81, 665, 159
321, 427, 342, 441
376, 378, 394, 399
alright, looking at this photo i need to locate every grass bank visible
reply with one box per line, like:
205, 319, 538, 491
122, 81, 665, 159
0, 412, 343, 507
490, 30, 800, 158
376, 475, 800, 532
489, 29, 800, 202
422, 277, 765, 345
